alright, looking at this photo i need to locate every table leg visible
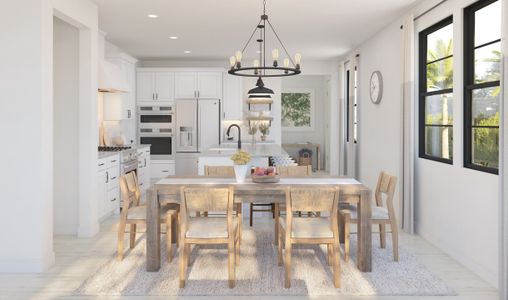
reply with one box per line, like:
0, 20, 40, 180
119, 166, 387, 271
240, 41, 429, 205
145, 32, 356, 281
274, 203, 280, 245
316, 145, 321, 171
357, 189, 372, 272
146, 187, 161, 272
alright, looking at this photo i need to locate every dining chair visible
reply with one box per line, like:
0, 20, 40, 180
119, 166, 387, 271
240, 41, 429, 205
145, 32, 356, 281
179, 186, 240, 288
117, 172, 179, 262
339, 171, 398, 261
250, 165, 312, 227
278, 186, 341, 288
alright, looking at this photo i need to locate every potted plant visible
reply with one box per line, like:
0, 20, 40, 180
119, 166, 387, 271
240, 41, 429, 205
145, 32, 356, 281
248, 122, 258, 144
230, 150, 252, 183
259, 122, 270, 141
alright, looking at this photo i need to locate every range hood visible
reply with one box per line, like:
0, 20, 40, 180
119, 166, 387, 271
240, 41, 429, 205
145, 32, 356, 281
98, 60, 130, 93
98, 31, 130, 93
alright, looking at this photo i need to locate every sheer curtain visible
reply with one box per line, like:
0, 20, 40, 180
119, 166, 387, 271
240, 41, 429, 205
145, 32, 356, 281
400, 14, 415, 234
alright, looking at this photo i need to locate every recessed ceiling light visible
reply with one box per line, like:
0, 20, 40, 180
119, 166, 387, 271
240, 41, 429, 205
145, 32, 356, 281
169, 36, 179, 40
147, 14, 158, 19
256, 50, 261, 54
184, 50, 191, 54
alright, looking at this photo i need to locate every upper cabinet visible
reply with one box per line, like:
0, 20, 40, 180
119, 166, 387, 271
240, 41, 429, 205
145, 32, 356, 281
222, 73, 243, 120
136, 71, 175, 104
174, 71, 222, 99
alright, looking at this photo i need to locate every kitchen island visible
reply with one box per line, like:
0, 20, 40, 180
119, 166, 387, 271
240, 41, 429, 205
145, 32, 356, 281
198, 143, 289, 175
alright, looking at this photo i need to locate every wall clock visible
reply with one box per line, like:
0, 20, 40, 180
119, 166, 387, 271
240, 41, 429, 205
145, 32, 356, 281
369, 70, 383, 104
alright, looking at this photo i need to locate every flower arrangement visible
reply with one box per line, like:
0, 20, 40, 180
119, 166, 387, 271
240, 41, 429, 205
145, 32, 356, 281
259, 122, 270, 141
230, 150, 251, 165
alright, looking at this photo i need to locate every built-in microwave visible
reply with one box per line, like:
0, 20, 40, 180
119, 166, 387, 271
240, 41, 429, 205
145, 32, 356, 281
138, 105, 174, 133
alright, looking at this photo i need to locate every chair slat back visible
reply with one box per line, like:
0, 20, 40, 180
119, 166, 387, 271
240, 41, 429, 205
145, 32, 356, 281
278, 165, 312, 177
287, 187, 338, 212
204, 165, 235, 177
181, 187, 233, 213
119, 173, 140, 211
375, 171, 397, 210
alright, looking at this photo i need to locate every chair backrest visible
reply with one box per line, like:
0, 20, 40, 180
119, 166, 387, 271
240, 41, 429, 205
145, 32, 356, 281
119, 172, 141, 212
374, 171, 397, 212
204, 165, 235, 177
286, 187, 338, 213
278, 165, 312, 177
180, 187, 234, 214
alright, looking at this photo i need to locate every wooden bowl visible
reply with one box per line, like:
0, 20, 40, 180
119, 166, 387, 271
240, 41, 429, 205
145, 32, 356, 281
251, 174, 280, 183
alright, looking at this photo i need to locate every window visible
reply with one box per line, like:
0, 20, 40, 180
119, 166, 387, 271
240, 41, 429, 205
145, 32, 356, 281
419, 17, 454, 163
281, 89, 314, 130
464, 0, 501, 174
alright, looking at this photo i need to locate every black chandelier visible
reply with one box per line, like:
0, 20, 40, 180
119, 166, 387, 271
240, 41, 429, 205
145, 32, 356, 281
227, 0, 301, 80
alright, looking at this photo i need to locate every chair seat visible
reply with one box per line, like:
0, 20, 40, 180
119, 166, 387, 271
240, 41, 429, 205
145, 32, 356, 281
280, 217, 333, 238
127, 205, 177, 220
186, 217, 238, 238
340, 205, 389, 220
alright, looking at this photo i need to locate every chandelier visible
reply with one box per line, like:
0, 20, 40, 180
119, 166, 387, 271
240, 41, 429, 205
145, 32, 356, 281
227, 0, 302, 80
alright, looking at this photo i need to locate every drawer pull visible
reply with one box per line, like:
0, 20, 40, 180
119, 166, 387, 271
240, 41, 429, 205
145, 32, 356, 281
162, 170, 169, 173
111, 160, 117, 163
110, 197, 116, 202
98, 163, 105, 166
111, 176, 117, 180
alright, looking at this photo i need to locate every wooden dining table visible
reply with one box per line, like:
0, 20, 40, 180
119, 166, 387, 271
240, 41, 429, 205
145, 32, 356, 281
146, 176, 373, 273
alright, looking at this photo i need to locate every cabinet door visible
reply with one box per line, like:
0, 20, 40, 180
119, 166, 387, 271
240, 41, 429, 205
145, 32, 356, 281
155, 72, 174, 101
223, 74, 243, 120
97, 170, 107, 219
175, 72, 197, 99
137, 72, 155, 102
151, 162, 175, 178
197, 72, 222, 99
198, 99, 220, 152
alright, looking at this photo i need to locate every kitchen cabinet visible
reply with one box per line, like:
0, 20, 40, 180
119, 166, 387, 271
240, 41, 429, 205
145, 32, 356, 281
175, 154, 199, 176
137, 146, 151, 195
222, 73, 243, 120
97, 154, 120, 221
136, 71, 175, 104
174, 71, 222, 99
151, 160, 176, 178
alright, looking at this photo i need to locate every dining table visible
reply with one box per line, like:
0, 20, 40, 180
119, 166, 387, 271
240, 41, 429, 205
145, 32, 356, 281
146, 176, 373, 272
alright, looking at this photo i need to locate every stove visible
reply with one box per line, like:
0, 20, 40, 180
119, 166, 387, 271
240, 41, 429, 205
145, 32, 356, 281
98, 145, 138, 171
98, 146, 132, 151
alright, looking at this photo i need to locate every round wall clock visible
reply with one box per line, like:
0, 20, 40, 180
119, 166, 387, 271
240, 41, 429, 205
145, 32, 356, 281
369, 70, 383, 104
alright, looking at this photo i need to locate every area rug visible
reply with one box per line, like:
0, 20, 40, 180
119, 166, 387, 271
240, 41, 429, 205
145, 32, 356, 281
75, 229, 456, 296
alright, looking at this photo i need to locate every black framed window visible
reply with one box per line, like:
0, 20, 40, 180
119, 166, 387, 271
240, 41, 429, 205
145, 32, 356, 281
419, 16, 454, 163
464, 0, 501, 174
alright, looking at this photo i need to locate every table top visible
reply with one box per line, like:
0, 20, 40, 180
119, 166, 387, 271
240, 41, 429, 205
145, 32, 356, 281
155, 177, 361, 185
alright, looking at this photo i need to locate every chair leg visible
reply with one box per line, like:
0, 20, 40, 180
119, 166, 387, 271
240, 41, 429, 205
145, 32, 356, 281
277, 228, 283, 266
344, 214, 350, 262
179, 241, 187, 288
274, 203, 280, 245
237, 203, 242, 246
185, 244, 191, 267
332, 240, 341, 288
117, 219, 126, 261
203, 211, 208, 217
391, 221, 399, 261
235, 232, 240, 266
339, 213, 345, 244
379, 224, 386, 249
284, 242, 292, 288
327, 244, 332, 266
249, 203, 253, 227
166, 214, 173, 263
271, 203, 275, 218
129, 224, 136, 249
228, 239, 236, 288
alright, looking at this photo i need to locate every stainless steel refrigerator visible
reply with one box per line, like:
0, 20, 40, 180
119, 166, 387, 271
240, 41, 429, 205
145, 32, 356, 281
175, 99, 220, 175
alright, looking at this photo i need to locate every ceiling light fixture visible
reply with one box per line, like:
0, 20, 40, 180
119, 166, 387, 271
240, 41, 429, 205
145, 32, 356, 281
228, 0, 301, 80
184, 50, 191, 54
169, 36, 179, 40
147, 14, 158, 19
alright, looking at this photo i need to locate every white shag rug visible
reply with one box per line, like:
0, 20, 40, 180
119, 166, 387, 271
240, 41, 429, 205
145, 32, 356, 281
75, 229, 455, 296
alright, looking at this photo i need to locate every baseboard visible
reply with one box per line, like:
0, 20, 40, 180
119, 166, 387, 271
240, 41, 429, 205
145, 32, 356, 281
0, 251, 55, 273
416, 224, 498, 288
78, 220, 100, 238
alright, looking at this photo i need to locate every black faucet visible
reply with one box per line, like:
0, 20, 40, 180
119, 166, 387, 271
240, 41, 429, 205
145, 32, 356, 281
226, 124, 242, 149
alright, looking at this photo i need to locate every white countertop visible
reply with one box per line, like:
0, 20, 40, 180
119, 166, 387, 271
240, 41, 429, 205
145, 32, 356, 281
200, 143, 289, 157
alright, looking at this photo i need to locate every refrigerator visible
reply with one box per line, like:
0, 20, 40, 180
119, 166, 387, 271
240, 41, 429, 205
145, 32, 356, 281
175, 99, 220, 175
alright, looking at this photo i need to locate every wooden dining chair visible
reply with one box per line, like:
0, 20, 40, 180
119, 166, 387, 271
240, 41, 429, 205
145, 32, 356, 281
117, 173, 179, 262
278, 186, 341, 288
204, 165, 235, 177
179, 186, 240, 288
250, 165, 312, 227
339, 171, 398, 261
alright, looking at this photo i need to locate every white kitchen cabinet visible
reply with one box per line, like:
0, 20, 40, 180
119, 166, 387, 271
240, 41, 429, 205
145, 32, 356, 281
175, 71, 222, 99
136, 71, 175, 104
151, 160, 176, 178
97, 154, 120, 221
137, 146, 151, 195
223, 73, 243, 120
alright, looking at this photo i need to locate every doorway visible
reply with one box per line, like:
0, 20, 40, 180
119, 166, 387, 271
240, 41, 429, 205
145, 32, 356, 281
342, 56, 359, 178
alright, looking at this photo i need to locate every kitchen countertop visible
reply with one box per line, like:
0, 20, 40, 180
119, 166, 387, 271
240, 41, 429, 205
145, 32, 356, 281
201, 143, 288, 157
97, 144, 151, 160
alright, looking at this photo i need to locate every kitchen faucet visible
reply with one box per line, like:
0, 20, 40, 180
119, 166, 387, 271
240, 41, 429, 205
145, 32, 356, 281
226, 124, 242, 149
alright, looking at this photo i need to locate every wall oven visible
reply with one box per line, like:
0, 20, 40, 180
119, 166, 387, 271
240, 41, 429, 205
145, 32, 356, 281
138, 105, 175, 159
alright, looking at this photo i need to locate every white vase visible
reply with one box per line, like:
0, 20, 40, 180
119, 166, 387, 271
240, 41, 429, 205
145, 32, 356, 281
234, 164, 249, 183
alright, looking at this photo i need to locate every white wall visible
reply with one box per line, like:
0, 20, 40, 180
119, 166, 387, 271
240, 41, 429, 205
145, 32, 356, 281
53, 17, 80, 235
281, 75, 328, 170
340, 0, 501, 287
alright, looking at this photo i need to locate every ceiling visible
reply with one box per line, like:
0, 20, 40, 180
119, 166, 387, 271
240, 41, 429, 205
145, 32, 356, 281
92, 0, 420, 61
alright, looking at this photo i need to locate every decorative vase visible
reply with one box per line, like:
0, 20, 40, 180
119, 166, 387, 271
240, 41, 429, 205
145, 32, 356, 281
234, 164, 249, 183
251, 134, 256, 145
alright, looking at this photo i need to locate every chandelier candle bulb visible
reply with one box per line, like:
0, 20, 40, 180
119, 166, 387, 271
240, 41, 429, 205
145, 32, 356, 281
272, 49, 279, 66
295, 53, 302, 68
229, 56, 236, 68
253, 59, 260, 75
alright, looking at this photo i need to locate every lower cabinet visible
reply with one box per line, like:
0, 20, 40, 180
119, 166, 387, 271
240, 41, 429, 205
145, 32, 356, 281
97, 154, 120, 221
151, 160, 176, 178
137, 146, 151, 197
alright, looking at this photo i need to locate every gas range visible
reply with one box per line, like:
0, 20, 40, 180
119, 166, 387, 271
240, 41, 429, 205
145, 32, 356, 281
98, 145, 138, 164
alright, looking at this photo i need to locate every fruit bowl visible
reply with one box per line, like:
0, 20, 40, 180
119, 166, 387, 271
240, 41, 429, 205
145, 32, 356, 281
251, 167, 280, 183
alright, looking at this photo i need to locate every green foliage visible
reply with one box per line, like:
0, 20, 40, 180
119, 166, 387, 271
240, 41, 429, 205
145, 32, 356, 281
473, 112, 499, 168
281, 92, 311, 127
426, 39, 453, 90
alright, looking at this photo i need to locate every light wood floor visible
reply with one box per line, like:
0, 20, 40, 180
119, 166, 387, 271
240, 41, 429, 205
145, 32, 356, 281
0, 215, 498, 300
